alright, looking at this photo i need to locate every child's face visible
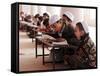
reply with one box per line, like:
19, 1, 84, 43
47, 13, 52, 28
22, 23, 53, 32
53, 22, 62, 32
74, 26, 82, 40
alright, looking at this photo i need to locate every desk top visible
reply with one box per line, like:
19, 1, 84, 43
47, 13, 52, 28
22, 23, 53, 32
36, 34, 68, 47
20, 21, 38, 28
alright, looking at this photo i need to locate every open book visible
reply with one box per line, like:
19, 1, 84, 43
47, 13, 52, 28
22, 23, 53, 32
42, 34, 56, 41
42, 34, 68, 45
52, 39, 68, 45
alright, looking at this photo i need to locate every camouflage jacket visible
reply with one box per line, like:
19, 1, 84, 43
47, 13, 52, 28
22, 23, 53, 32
76, 34, 96, 68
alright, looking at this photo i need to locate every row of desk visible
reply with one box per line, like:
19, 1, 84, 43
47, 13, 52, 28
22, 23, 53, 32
20, 20, 69, 70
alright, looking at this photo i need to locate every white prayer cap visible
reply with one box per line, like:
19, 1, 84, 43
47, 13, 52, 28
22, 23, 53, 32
49, 15, 60, 25
81, 21, 89, 33
63, 11, 74, 21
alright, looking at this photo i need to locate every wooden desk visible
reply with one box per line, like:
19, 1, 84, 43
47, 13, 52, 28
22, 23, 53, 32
20, 21, 39, 42
20, 21, 38, 28
35, 34, 68, 70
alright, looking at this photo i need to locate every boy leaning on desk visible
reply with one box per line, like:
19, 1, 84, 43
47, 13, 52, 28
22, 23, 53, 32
48, 11, 96, 68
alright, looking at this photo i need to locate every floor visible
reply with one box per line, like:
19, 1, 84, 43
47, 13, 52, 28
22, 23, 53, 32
19, 32, 68, 72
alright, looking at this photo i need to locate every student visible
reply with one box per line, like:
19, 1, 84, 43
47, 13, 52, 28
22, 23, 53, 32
19, 11, 25, 21
74, 21, 96, 68
48, 14, 79, 62
24, 15, 32, 23
42, 12, 50, 29
36, 12, 51, 32
65, 21, 96, 68
19, 11, 25, 31
37, 16, 43, 26
48, 14, 77, 62
48, 15, 64, 62
62, 11, 80, 46
50, 12, 80, 58
49, 15, 61, 32
34, 14, 40, 25
24, 15, 32, 32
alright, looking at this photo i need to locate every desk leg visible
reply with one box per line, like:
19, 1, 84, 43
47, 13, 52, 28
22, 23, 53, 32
53, 48, 55, 70
42, 43, 45, 65
32, 38, 33, 42
32, 29, 35, 42
35, 38, 37, 58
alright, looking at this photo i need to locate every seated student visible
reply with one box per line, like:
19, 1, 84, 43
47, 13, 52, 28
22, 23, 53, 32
47, 14, 78, 62
27, 15, 40, 38
19, 11, 25, 31
48, 14, 79, 62
49, 12, 80, 57
24, 15, 33, 32
24, 15, 32, 23
39, 12, 51, 32
37, 12, 51, 32
43, 12, 50, 28
62, 11, 80, 46
64, 21, 96, 68
47, 15, 64, 62
19, 11, 25, 21
34, 14, 40, 25
37, 16, 43, 26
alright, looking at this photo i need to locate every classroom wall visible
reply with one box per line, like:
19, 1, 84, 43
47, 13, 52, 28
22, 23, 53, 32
19, 5, 96, 26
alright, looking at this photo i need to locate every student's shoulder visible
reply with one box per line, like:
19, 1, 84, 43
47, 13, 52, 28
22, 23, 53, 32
85, 37, 95, 48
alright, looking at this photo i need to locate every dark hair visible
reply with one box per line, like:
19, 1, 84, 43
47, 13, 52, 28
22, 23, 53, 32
43, 13, 49, 18
76, 22, 84, 31
26, 15, 31, 19
24, 15, 32, 22
34, 14, 40, 18
20, 11, 24, 14
38, 16, 43, 21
